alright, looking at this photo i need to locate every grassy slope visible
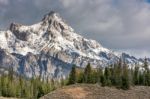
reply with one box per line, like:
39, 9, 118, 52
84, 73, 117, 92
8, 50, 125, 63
40, 84, 150, 99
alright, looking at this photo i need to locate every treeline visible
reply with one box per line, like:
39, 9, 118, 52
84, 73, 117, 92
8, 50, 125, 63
0, 58, 150, 98
0, 69, 66, 98
68, 58, 150, 90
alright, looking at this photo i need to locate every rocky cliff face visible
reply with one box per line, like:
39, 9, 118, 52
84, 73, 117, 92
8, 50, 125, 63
0, 11, 148, 79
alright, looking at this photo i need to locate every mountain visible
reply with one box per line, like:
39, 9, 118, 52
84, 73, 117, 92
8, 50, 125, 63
0, 11, 148, 79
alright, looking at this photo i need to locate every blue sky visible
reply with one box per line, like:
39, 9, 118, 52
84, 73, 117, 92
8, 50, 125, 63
0, 0, 150, 58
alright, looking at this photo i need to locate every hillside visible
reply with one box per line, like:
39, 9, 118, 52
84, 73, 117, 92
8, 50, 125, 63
41, 84, 150, 99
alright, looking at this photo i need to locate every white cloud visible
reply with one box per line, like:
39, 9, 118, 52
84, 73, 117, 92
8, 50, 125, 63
0, 0, 9, 5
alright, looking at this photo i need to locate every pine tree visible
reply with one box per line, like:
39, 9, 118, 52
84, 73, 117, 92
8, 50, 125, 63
68, 65, 77, 84
84, 63, 92, 83
147, 70, 150, 86
139, 72, 144, 85
113, 63, 122, 87
8, 66, 14, 83
144, 58, 148, 70
37, 84, 45, 98
77, 71, 84, 83
143, 58, 150, 86
104, 67, 112, 86
91, 70, 98, 84
97, 67, 103, 84
101, 74, 106, 86
121, 62, 130, 90
134, 66, 139, 85
110, 64, 117, 86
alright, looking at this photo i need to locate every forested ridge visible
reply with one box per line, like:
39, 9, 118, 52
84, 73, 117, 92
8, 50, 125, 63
0, 58, 150, 98
68, 58, 150, 90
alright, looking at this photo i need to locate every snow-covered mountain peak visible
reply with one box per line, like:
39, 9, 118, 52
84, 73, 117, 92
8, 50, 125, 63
42, 11, 74, 32
0, 11, 114, 59
0, 11, 148, 79
42, 11, 60, 21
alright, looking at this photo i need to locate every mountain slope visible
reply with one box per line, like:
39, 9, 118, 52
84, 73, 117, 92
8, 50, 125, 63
0, 11, 148, 79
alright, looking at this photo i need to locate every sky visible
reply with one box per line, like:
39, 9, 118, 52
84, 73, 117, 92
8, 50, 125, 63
0, 0, 150, 58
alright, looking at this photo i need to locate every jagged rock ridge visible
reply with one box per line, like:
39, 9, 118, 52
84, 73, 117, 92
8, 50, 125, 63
0, 11, 148, 79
